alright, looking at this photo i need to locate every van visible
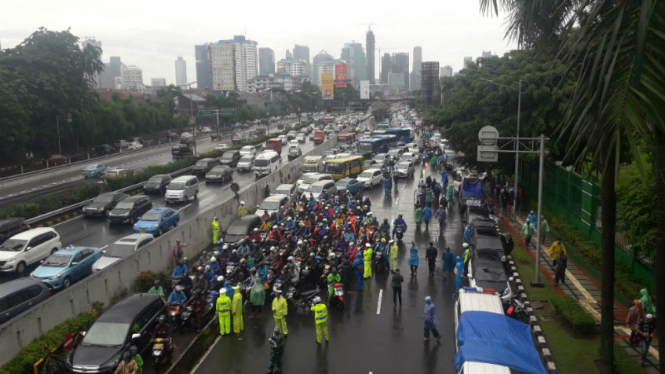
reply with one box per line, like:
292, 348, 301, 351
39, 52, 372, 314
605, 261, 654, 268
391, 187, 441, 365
454, 288, 504, 344
165, 175, 199, 204
254, 151, 281, 178
0, 227, 62, 273
0, 279, 50, 324
302, 156, 324, 173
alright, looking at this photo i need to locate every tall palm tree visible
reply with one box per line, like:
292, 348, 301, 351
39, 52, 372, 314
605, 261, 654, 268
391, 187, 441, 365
479, 0, 665, 372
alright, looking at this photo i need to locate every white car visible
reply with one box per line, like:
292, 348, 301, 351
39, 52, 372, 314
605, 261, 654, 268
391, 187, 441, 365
239, 145, 256, 157
272, 184, 297, 202
0, 228, 62, 273
200, 127, 212, 133
296, 172, 333, 193
92, 234, 154, 272
296, 133, 306, 143
236, 155, 255, 171
401, 152, 419, 164
278, 135, 288, 145
215, 143, 230, 150
256, 195, 290, 218
356, 168, 384, 188
128, 142, 143, 150
288, 140, 299, 149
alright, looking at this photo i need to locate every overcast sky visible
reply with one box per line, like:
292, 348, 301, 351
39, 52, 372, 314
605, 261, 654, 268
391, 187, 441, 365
2, 0, 516, 87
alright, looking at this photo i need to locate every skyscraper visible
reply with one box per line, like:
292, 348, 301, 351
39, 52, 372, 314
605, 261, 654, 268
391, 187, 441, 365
277, 58, 308, 76
286, 50, 292, 59
440, 65, 453, 77
380, 53, 390, 84
121, 66, 144, 91
209, 36, 258, 92
420, 61, 440, 105
340, 42, 367, 87
175, 56, 187, 87
312, 50, 334, 86
195, 44, 212, 89
293, 45, 310, 80
259, 48, 275, 76
412, 47, 422, 75
366, 30, 375, 84
81, 38, 103, 88
463, 56, 473, 67
391, 53, 410, 91
151, 78, 166, 87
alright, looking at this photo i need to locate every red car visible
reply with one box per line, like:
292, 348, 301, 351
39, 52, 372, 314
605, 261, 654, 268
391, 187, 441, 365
48, 154, 67, 166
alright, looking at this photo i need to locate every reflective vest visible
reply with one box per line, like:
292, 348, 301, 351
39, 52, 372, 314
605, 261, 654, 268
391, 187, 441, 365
212, 220, 219, 232
312, 304, 328, 324
463, 249, 470, 263
217, 295, 231, 315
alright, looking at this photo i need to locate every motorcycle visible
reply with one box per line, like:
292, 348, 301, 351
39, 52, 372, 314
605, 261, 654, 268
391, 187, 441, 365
167, 303, 182, 333
180, 304, 194, 332
286, 286, 319, 311
152, 337, 172, 372
395, 225, 404, 242
506, 297, 529, 323
329, 283, 345, 310
373, 249, 389, 273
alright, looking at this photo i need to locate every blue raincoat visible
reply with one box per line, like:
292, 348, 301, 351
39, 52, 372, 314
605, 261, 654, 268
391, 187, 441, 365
455, 256, 464, 290
422, 206, 433, 222
408, 246, 420, 266
463, 225, 472, 243
423, 300, 439, 329
440, 171, 448, 184
527, 212, 538, 227
442, 250, 455, 272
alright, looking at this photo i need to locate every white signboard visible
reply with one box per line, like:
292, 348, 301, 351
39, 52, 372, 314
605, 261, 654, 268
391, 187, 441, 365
360, 80, 370, 100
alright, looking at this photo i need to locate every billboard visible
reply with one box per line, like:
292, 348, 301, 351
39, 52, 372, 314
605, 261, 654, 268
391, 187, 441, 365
360, 80, 370, 100
334, 64, 347, 88
321, 72, 334, 100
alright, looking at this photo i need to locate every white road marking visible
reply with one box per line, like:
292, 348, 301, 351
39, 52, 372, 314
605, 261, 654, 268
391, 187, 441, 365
376, 289, 383, 315
53, 215, 83, 227
177, 204, 192, 211
190, 335, 221, 373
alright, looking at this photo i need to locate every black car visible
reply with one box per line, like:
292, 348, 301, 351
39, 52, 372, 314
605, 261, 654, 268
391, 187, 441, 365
92, 144, 116, 155
192, 158, 218, 176
287, 147, 302, 160
67, 293, 165, 374
143, 174, 172, 195
0, 278, 49, 324
172, 144, 193, 160
224, 215, 262, 248
205, 165, 234, 183
83, 192, 129, 218
107, 195, 152, 224
463, 201, 494, 225
0, 218, 30, 245
219, 150, 241, 167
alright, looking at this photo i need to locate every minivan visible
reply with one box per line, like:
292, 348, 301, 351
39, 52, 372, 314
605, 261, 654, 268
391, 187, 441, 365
165, 175, 199, 204
0, 279, 49, 324
0, 228, 62, 273
254, 151, 280, 178
192, 158, 218, 176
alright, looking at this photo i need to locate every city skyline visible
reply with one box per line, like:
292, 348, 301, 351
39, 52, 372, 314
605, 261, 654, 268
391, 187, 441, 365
1, 0, 516, 86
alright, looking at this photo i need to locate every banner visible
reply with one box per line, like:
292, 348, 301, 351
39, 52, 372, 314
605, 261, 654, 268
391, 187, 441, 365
321, 72, 334, 100
334, 64, 347, 88
360, 80, 370, 100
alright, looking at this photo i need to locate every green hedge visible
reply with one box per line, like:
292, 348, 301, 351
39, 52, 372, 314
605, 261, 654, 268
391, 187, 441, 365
0, 124, 309, 222
543, 207, 646, 301
0, 312, 95, 374
550, 294, 596, 336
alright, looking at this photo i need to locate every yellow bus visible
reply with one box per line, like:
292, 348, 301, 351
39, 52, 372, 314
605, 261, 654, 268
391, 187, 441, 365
324, 155, 365, 180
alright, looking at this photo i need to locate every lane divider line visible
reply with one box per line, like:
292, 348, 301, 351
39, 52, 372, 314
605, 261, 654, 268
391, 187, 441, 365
190, 335, 221, 373
376, 289, 383, 315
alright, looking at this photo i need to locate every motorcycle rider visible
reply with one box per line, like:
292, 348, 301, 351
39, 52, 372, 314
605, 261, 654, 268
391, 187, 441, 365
151, 315, 173, 359
285, 217, 296, 230
363, 196, 372, 210
379, 219, 391, 239
392, 214, 408, 240
237, 240, 250, 257
362, 212, 373, 224
167, 285, 187, 304
185, 289, 206, 332
209, 256, 221, 275
327, 268, 341, 302
260, 218, 271, 230
148, 280, 165, 301
374, 238, 390, 271
250, 228, 262, 242
311, 296, 329, 344
177, 271, 193, 298
172, 258, 188, 277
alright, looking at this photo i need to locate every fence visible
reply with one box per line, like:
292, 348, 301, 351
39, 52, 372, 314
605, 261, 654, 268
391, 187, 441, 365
519, 159, 655, 290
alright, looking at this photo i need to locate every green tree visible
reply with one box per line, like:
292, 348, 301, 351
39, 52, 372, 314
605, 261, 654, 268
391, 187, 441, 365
370, 102, 389, 123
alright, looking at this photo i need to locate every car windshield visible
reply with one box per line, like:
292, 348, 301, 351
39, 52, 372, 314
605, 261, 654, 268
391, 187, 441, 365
306, 185, 324, 193
210, 166, 227, 173
397, 164, 409, 170
195, 160, 210, 167
141, 212, 163, 221
239, 156, 253, 163
94, 194, 115, 203
303, 175, 321, 184
114, 201, 135, 210
82, 322, 130, 347
104, 243, 136, 258
221, 153, 234, 160
147, 176, 164, 184
258, 200, 281, 210
289, 149, 299, 154
0, 238, 27, 252
169, 182, 185, 190
85, 164, 98, 170
336, 180, 350, 187
42, 254, 72, 267
227, 222, 250, 235
326, 163, 345, 173
255, 159, 269, 167
358, 171, 373, 179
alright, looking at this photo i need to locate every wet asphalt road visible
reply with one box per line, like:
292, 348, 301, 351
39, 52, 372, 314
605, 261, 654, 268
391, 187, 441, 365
192, 162, 465, 374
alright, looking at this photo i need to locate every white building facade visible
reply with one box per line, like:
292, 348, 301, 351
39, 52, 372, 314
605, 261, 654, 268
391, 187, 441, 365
209, 36, 257, 92
276, 58, 308, 77
121, 65, 144, 91
175, 56, 187, 86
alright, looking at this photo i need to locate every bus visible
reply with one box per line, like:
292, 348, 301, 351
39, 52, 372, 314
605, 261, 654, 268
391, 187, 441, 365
377, 121, 390, 130
324, 155, 365, 179
357, 135, 399, 156
372, 128, 412, 143
337, 132, 356, 143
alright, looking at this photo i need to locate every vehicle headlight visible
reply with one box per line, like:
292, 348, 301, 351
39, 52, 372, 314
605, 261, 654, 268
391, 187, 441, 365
152, 224, 159, 229
6, 257, 17, 263
49, 273, 63, 280
101, 357, 120, 369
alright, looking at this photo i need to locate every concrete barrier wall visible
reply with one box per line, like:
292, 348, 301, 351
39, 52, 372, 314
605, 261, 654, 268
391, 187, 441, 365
0, 137, 337, 365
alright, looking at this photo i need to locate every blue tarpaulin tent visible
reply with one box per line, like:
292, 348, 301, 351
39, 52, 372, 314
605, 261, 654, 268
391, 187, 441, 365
454, 311, 547, 374
461, 179, 484, 198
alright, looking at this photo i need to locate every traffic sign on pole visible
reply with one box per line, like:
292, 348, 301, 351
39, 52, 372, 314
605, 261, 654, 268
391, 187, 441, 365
197, 109, 214, 117
477, 126, 499, 162
220, 108, 236, 116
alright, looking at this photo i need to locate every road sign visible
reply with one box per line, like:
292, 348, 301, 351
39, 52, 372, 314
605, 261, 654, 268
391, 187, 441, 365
198, 109, 214, 117
63, 332, 74, 351
220, 108, 236, 116
265, 102, 284, 109
477, 125, 499, 162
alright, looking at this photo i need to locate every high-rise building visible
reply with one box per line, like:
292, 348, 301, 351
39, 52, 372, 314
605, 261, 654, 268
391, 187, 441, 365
420, 61, 440, 105
209, 35, 258, 92
390, 52, 410, 91
316, 59, 345, 88
366, 30, 375, 84
195, 44, 212, 89
440, 65, 453, 77
482, 51, 492, 58
312, 50, 334, 86
293, 44, 310, 80
286, 50, 292, 59
81, 38, 103, 88
175, 56, 187, 87
151, 78, 166, 87
277, 58, 308, 77
121, 65, 144, 91
463, 56, 473, 67
380, 53, 390, 84
340, 42, 367, 87
412, 47, 422, 75
259, 48, 275, 76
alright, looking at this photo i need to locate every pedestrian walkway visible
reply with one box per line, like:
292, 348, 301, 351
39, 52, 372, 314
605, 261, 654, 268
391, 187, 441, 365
490, 198, 660, 373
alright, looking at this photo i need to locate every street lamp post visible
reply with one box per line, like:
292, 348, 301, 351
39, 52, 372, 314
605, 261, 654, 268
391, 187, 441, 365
480, 78, 522, 220
179, 82, 198, 154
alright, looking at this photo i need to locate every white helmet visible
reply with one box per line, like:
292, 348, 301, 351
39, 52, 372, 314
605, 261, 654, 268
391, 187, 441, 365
288, 256, 295, 262
240, 201, 245, 205
209, 256, 217, 263
205, 265, 211, 271
254, 228, 259, 232
217, 275, 224, 282
297, 240, 304, 246
367, 212, 372, 216
219, 288, 226, 294
223, 245, 229, 250
463, 243, 469, 249
313, 296, 321, 304
270, 246, 276, 251
272, 225, 278, 230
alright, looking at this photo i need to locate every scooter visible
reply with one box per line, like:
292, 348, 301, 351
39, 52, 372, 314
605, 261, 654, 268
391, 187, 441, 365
167, 303, 182, 333
329, 283, 345, 310
395, 225, 404, 242
506, 297, 529, 323
180, 304, 194, 332
152, 337, 172, 373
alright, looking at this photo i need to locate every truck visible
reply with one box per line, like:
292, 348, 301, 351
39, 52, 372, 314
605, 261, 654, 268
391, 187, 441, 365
264, 138, 283, 154
313, 131, 325, 145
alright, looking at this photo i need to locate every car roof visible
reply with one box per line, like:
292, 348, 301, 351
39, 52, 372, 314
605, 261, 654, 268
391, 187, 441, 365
11, 227, 56, 239
145, 208, 172, 214
263, 195, 287, 202
276, 184, 294, 190
362, 168, 381, 173
311, 180, 332, 186
54, 246, 98, 255
172, 175, 197, 182
122, 195, 148, 202
198, 158, 215, 162
97, 293, 161, 323
0, 217, 25, 226
458, 289, 504, 315
0, 278, 47, 297
337, 177, 354, 182
116, 233, 154, 244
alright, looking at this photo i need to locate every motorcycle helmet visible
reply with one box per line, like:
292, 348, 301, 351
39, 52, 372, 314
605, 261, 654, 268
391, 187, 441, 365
254, 228, 259, 232
129, 345, 138, 355
209, 257, 217, 263
463, 243, 469, 249
158, 315, 167, 324
213, 251, 221, 258
232, 249, 237, 254
389, 240, 394, 244
219, 288, 226, 294
154, 279, 160, 286
288, 256, 295, 262
178, 258, 184, 265
240, 201, 245, 205
270, 246, 276, 251
310, 252, 316, 257
297, 240, 304, 246
366, 243, 371, 247
288, 217, 293, 221
223, 245, 229, 250
272, 225, 278, 230
175, 285, 184, 292
381, 238, 386, 243
313, 296, 321, 304
217, 275, 225, 283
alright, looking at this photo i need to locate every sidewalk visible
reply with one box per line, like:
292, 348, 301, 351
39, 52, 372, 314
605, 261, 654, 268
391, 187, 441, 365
488, 196, 660, 373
